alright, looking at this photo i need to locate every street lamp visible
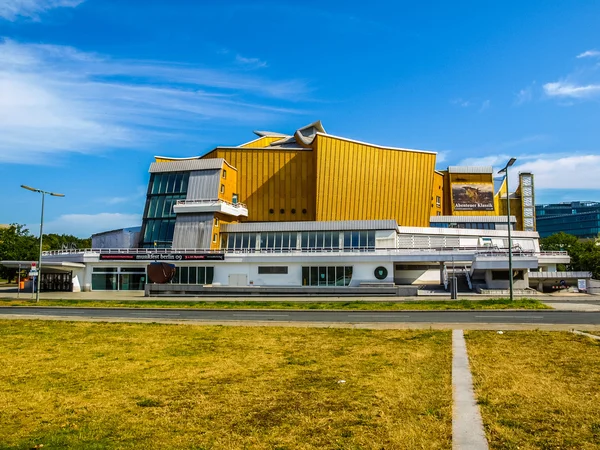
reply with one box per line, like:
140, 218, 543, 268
21, 185, 65, 302
498, 158, 516, 301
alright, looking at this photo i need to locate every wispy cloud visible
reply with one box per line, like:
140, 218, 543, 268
451, 98, 472, 107
0, 39, 311, 164
543, 81, 600, 99
514, 87, 533, 105
42, 212, 141, 237
0, 0, 83, 21
100, 186, 147, 205
235, 54, 268, 69
576, 50, 600, 59
479, 100, 490, 112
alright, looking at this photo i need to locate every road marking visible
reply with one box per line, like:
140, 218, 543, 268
349, 314, 410, 318
232, 314, 290, 317
475, 315, 544, 319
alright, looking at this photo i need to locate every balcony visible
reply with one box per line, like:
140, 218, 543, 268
173, 199, 248, 217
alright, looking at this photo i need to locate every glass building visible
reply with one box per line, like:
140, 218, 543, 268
140, 171, 189, 248
535, 201, 600, 238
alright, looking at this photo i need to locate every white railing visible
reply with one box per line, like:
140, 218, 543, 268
176, 198, 247, 209
42, 247, 569, 257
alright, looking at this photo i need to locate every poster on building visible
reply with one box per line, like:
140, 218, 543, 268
451, 183, 495, 211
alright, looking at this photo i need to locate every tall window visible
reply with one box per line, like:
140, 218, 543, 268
302, 266, 352, 286
141, 172, 189, 248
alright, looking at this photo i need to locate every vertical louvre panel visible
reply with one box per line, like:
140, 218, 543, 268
172, 213, 214, 249
186, 170, 220, 200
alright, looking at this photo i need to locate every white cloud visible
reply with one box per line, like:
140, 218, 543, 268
460, 153, 600, 190
0, 39, 310, 164
235, 54, 268, 68
42, 213, 141, 237
0, 0, 83, 21
517, 154, 600, 189
543, 81, 600, 98
576, 50, 600, 59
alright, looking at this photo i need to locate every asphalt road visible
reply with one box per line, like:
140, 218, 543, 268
1, 307, 600, 325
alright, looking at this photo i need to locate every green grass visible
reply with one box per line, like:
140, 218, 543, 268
466, 331, 600, 449
0, 298, 550, 310
0, 320, 452, 449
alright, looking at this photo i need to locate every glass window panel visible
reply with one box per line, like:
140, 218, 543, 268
310, 267, 318, 286
167, 220, 175, 243
351, 232, 360, 248
344, 267, 353, 286
336, 267, 344, 286
318, 267, 327, 286
302, 267, 309, 285
120, 267, 146, 273
249, 235, 256, 250
182, 173, 189, 192
327, 267, 336, 286
227, 234, 234, 249
92, 273, 118, 290
93, 267, 117, 273
180, 267, 189, 284
367, 231, 375, 249
206, 267, 214, 284
155, 197, 165, 218
301, 232, 309, 249
359, 231, 367, 248
188, 267, 197, 284
343, 232, 351, 249
275, 233, 282, 250
174, 173, 182, 193
158, 220, 169, 242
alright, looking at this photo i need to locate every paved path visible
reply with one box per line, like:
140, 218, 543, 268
543, 302, 600, 312
452, 330, 489, 449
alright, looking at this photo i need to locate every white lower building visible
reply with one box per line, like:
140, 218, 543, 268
37, 220, 578, 295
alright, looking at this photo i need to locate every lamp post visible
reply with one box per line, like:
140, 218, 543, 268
21, 185, 65, 302
498, 158, 517, 301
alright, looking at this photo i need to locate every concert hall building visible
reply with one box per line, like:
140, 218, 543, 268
40, 121, 580, 294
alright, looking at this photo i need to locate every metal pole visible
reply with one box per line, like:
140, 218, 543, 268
17, 263, 21, 299
37, 192, 45, 303
506, 170, 514, 301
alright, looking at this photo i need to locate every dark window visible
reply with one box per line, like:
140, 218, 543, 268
222, 169, 227, 179
258, 266, 288, 274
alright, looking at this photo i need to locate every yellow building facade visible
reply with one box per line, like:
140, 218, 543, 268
153, 121, 534, 237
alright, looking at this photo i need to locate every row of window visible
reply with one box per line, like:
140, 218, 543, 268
225, 231, 377, 251
150, 172, 189, 195
146, 194, 185, 219
91, 268, 147, 291
302, 266, 353, 286
431, 222, 500, 230
142, 219, 176, 247
171, 266, 214, 285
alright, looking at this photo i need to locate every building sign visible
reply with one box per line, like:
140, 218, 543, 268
451, 183, 494, 211
99, 253, 225, 261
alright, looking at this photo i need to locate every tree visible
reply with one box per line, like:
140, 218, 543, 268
540, 232, 600, 279
0, 224, 38, 283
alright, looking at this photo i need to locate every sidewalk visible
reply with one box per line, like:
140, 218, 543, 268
2, 286, 599, 303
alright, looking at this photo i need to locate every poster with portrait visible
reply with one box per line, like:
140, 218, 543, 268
451, 183, 495, 211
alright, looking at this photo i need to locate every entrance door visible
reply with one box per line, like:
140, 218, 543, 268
228, 274, 248, 286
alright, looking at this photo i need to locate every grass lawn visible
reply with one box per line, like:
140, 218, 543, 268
466, 331, 600, 449
0, 321, 451, 449
0, 298, 550, 310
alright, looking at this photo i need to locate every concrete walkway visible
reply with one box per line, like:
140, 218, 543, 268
452, 329, 489, 450
543, 302, 600, 312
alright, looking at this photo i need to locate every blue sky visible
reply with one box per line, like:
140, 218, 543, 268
1, 0, 600, 237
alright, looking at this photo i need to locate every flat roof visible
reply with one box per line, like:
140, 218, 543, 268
222, 220, 398, 233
